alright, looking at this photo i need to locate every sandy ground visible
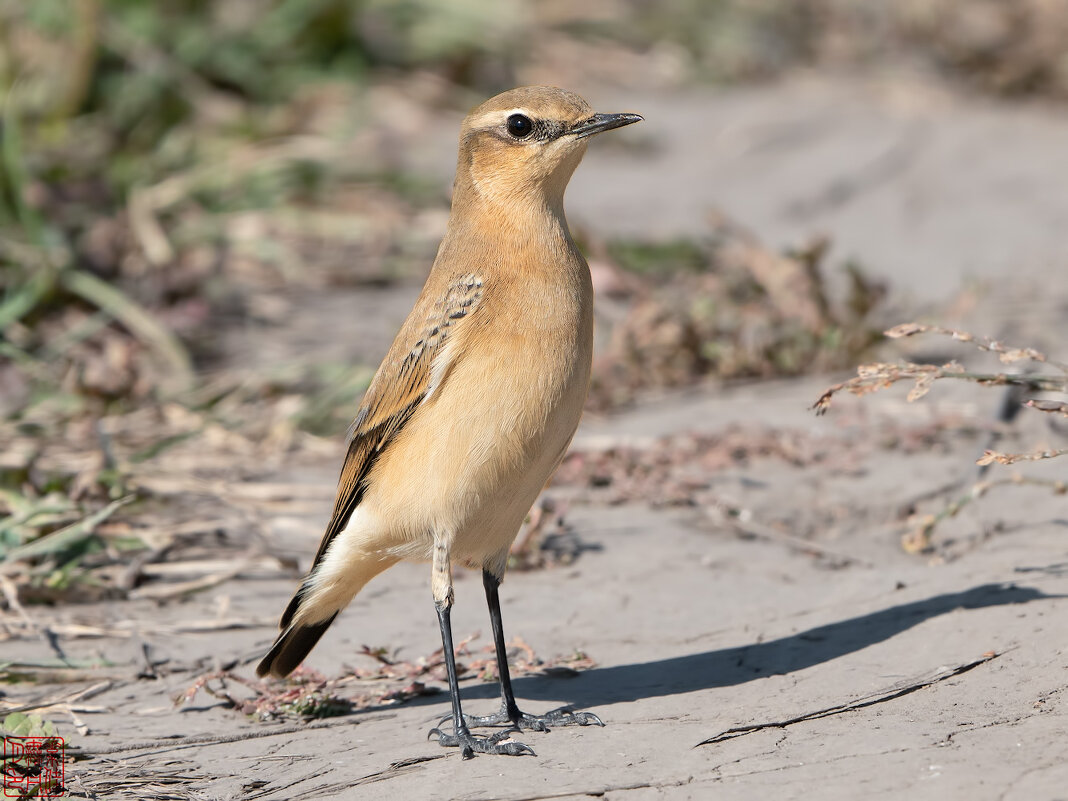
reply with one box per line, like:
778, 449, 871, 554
6, 74, 1067, 800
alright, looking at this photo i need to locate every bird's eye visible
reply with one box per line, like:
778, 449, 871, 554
506, 114, 533, 139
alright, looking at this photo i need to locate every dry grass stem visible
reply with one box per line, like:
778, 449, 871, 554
816, 323, 1067, 553
884, 323, 1068, 373
815, 323, 1067, 416
976, 448, 1068, 466
813, 361, 1065, 414
1024, 399, 1068, 417
901, 475, 1066, 554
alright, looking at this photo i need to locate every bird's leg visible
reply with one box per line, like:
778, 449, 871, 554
458, 569, 604, 732
426, 542, 534, 758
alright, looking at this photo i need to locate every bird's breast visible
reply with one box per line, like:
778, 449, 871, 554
365, 258, 593, 560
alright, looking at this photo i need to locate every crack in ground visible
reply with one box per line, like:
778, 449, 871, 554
713, 743, 920, 782
707, 730, 789, 780
253, 754, 448, 800
934, 715, 1028, 748
997, 759, 1066, 801
463, 777, 695, 801
696, 651, 1004, 746
932, 678, 1068, 748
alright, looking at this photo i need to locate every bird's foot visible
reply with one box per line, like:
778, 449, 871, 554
445, 705, 605, 733
428, 725, 536, 759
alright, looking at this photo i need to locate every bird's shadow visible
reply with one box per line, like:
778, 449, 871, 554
446, 582, 1059, 710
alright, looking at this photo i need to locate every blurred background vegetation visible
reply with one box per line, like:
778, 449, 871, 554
1, 0, 1067, 604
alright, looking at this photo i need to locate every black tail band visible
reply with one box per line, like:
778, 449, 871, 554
256, 612, 338, 679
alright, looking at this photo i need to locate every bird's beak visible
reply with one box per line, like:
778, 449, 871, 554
570, 112, 644, 139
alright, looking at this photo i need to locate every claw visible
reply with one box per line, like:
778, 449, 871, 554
429, 724, 536, 758
522, 716, 550, 733
540, 707, 604, 728
509, 741, 538, 757
567, 711, 605, 727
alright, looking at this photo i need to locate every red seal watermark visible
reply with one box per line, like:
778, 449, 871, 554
2, 735, 65, 798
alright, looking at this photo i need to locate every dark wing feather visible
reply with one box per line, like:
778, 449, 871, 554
279, 273, 484, 629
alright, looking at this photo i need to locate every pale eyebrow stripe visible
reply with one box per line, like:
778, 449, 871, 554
467, 108, 526, 130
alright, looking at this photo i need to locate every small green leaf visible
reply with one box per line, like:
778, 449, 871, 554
4, 495, 134, 563
3, 712, 29, 734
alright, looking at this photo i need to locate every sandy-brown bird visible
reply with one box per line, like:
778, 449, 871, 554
257, 86, 642, 758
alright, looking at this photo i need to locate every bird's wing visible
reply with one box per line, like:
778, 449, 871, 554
308, 272, 485, 574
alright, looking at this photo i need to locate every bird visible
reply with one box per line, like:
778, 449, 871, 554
256, 86, 642, 758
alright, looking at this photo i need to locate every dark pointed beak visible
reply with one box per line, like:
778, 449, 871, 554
570, 112, 644, 139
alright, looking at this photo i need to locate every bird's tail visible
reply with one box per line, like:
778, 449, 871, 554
256, 577, 338, 679
257, 524, 398, 678
256, 554, 392, 678
256, 610, 338, 679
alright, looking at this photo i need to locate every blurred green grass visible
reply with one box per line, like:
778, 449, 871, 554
3, 0, 1066, 407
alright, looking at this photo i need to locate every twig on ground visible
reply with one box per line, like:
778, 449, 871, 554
60, 270, 194, 393
127, 554, 258, 601
0, 574, 35, 633
0, 680, 113, 716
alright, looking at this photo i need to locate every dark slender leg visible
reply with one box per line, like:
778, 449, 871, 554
449, 570, 604, 732
485, 570, 524, 721
427, 601, 535, 757
438, 602, 472, 755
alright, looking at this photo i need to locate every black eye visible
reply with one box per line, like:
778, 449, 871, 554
507, 114, 533, 139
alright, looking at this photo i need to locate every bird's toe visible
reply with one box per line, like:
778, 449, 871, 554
430, 725, 536, 758
517, 706, 605, 730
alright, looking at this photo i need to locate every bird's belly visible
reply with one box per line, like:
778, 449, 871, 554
362, 328, 590, 567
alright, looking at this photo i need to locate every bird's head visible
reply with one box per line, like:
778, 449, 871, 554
455, 86, 642, 215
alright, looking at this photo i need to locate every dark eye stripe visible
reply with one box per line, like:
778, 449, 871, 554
534, 120, 565, 141
494, 115, 567, 143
